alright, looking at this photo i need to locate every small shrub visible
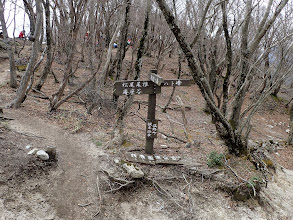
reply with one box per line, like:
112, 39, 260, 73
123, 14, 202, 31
207, 151, 224, 167
72, 119, 83, 133
94, 140, 103, 147
247, 176, 261, 188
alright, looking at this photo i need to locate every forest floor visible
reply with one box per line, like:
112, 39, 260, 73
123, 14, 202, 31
0, 43, 293, 219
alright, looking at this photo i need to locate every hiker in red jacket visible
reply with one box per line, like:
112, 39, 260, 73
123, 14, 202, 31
19, 30, 25, 38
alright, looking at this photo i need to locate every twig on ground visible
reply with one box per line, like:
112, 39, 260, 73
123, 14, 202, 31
78, 202, 93, 207
146, 177, 185, 210
101, 169, 135, 193
104, 180, 135, 193
32, 88, 50, 99
92, 175, 102, 218
158, 130, 187, 143
224, 158, 256, 196
182, 173, 192, 191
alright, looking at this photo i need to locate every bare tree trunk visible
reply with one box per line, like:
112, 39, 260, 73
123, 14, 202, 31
271, 79, 283, 97
115, 0, 131, 81
230, 0, 289, 127
0, 0, 17, 88
23, 0, 36, 35
162, 53, 181, 113
155, 0, 246, 155
10, 0, 43, 108
162, 0, 181, 113
101, 23, 121, 86
288, 103, 293, 145
113, 0, 131, 105
220, 1, 232, 116
50, 0, 88, 111
112, 0, 151, 143
134, 0, 151, 79
34, 0, 53, 91
229, 0, 252, 129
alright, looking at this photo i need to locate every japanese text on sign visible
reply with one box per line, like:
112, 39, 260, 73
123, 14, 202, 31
163, 80, 182, 86
121, 81, 149, 95
146, 120, 158, 139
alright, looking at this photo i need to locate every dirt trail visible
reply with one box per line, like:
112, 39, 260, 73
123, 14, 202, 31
2, 109, 107, 219
2, 109, 293, 220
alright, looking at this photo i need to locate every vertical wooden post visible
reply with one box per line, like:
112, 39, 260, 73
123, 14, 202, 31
145, 92, 156, 154
145, 69, 158, 154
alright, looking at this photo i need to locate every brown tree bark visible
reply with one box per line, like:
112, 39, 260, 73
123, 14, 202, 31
134, 0, 151, 80
0, 0, 17, 88
34, 0, 53, 91
288, 103, 293, 145
112, 0, 131, 105
10, 0, 43, 108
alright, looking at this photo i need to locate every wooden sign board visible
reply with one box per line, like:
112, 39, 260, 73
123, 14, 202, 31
161, 79, 194, 87
114, 80, 161, 96
125, 152, 182, 165
146, 119, 158, 139
149, 72, 164, 86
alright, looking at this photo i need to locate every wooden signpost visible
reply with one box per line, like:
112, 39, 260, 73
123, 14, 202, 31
114, 69, 194, 155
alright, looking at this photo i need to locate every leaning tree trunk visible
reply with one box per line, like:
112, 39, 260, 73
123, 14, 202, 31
0, 0, 17, 88
288, 103, 293, 145
34, 0, 53, 91
10, 0, 43, 108
155, 0, 247, 156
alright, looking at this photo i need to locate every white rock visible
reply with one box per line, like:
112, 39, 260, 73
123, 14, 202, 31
114, 158, 120, 164
286, 129, 290, 133
28, 148, 38, 155
267, 125, 274, 129
36, 150, 49, 160
25, 145, 31, 150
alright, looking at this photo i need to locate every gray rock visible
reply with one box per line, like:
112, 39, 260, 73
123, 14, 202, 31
122, 163, 144, 179
36, 150, 49, 160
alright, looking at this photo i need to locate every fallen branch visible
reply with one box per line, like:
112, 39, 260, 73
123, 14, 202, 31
158, 130, 187, 143
32, 88, 50, 99
92, 175, 102, 218
101, 170, 135, 193
78, 202, 93, 207
146, 177, 185, 210
224, 159, 256, 197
